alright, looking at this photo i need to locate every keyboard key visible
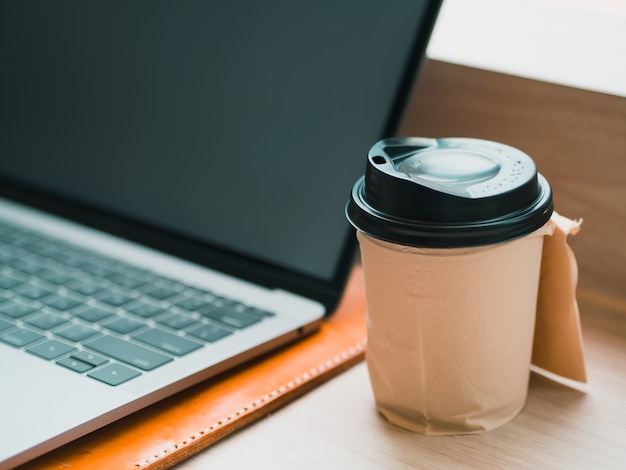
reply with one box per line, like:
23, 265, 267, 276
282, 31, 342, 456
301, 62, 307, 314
14, 283, 56, 300
27, 339, 75, 360
94, 290, 135, 307
0, 318, 13, 332
126, 301, 164, 318
88, 363, 141, 386
72, 350, 108, 366
85, 335, 173, 371
0, 247, 16, 263
55, 323, 99, 342
0, 327, 44, 347
187, 323, 232, 343
142, 285, 179, 300
107, 272, 147, 290
75, 305, 114, 323
184, 286, 217, 301
0, 273, 22, 289
48, 251, 84, 267
246, 306, 275, 318
199, 306, 262, 329
102, 316, 145, 334
25, 312, 68, 330
65, 279, 104, 296
43, 293, 83, 311
156, 312, 198, 330
24, 240, 61, 258
57, 356, 95, 373
133, 328, 202, 356
212, 297, 240, 309
9, 258, 44, 275
172, 295, 212, 311
38, 268, 74, 285
77, 261, 117, 278
0, 300, 37, 319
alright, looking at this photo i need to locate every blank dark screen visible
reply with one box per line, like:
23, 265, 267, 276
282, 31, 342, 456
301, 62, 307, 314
0, 0, 429, 281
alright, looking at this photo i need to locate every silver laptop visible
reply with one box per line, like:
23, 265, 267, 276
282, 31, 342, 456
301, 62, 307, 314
0, 1, 441, 467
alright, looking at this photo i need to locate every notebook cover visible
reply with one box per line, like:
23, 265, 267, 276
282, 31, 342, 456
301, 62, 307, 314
19, 266, 367, 470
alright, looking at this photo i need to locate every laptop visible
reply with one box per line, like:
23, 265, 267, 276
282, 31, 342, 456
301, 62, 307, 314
0, 1, 441, 467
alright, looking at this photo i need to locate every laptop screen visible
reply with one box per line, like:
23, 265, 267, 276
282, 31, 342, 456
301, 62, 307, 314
0, 1, 441, 310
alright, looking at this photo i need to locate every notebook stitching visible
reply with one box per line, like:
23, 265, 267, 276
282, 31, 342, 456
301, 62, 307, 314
135, 339, 366, 468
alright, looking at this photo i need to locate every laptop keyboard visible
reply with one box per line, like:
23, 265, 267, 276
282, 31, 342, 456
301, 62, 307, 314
0, 220, 274, 386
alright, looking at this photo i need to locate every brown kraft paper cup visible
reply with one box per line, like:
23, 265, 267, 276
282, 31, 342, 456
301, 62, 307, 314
346, 138, 586, 434
357, 223, 554, 434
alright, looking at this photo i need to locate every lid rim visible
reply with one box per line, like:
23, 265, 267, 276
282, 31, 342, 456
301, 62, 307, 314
346, 174, 553, 248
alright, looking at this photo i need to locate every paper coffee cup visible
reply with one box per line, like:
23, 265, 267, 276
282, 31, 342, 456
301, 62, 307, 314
346, 137, 554, 434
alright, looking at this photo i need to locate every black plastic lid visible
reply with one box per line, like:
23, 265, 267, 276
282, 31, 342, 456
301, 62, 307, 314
346, 137, 553, 248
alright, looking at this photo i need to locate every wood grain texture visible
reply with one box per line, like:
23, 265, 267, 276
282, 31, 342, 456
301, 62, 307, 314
400, 60, 626, 304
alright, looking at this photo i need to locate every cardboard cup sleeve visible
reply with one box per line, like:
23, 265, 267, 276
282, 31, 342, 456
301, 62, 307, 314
357, 212, 585, 434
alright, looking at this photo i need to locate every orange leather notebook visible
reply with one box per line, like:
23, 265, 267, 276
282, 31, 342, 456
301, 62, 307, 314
19, 267, 366, 470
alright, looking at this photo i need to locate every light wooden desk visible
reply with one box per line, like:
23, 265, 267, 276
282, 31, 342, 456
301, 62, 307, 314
178, 59, 626, 469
